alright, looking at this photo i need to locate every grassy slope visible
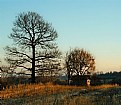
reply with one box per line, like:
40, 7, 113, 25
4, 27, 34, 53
0, 84, 121, 105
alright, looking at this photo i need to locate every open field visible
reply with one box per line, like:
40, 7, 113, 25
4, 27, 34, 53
0, 84, 121, 105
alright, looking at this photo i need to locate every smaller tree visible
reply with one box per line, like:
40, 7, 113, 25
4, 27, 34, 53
65, 48, 95, 85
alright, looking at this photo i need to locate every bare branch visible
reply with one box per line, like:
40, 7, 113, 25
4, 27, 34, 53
5, 12, 61, 83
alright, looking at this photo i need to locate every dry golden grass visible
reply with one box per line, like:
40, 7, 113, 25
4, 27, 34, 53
0, 83, 83, 99
87, 84, 118, 90
0, 83, 118, 99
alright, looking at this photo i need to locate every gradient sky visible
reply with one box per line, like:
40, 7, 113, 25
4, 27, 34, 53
0, 0, 121, 72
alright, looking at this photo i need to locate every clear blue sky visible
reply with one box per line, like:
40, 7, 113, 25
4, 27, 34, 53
0, 0, 121, 72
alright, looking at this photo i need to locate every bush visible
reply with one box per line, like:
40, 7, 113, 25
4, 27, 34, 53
54, 79, 67, 85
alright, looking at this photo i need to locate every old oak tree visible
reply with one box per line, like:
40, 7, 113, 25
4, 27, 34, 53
5, 12, 61, 83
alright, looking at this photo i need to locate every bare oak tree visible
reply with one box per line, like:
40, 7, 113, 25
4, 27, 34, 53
65, 48, 95, 85
5, 12, 61, 83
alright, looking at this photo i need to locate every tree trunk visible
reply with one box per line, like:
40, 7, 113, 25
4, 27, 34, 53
66, 62, 70, 85
32, 45, 35, 83
67, 68, 70, 85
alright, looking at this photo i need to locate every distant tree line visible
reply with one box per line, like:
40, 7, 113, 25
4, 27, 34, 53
95, 71, 121, 85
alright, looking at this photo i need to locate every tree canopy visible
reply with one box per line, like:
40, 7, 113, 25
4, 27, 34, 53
5, 12, 61, 83
65, 48, 95, 85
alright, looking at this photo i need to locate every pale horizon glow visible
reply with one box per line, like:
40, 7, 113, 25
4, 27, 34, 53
0, 0, 121, 72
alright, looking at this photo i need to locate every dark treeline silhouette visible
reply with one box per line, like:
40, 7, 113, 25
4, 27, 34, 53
96, 71, 121, 85
88, 71, 121, 86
